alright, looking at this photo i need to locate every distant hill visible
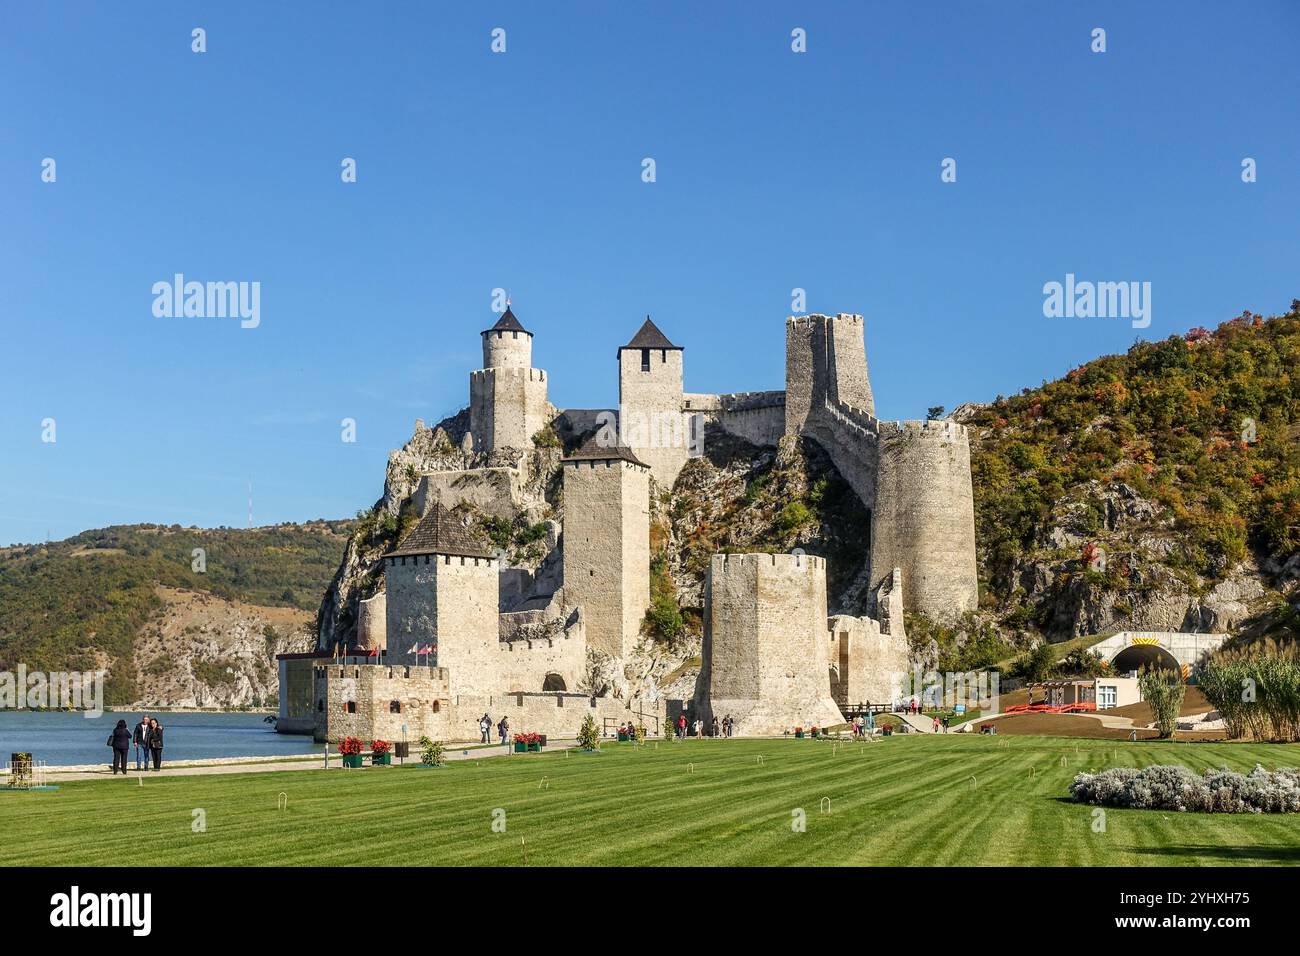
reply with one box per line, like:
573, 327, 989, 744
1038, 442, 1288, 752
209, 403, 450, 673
0, 521, 353, 704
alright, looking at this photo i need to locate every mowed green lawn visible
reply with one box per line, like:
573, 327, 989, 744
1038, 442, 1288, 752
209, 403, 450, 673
2, 735, 1298, 866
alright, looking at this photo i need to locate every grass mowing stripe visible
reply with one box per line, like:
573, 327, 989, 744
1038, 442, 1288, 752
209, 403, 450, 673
2, 737, 1298, 866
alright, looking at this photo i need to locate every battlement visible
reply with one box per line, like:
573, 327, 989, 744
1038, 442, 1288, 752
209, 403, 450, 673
711, 551, 825, 573
470, 366, 547, 384
877, 418, 969, 441
786, 312, 864, 329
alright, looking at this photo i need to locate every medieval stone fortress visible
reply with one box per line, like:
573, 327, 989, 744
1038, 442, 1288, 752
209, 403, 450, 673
280, 306, 979, 742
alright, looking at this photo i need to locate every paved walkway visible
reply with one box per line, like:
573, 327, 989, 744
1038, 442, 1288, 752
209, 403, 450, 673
26, 738, 582, 783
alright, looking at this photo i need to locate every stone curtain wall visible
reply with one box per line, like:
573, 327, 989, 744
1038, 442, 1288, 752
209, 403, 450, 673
313, 664, 667, 743
698, 553, 843, 735
685, 391, 786, 448
561, 458, 650, 659
870, 420, 979, 619
496, 609, 587, 693
827, 613, 909, 708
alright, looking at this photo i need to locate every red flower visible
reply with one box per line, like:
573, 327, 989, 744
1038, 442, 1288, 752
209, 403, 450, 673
371, 739, 390, 754
339, 737, 363, 755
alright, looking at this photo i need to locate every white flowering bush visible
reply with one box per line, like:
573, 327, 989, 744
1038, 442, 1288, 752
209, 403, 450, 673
1071, 764, 1300, 813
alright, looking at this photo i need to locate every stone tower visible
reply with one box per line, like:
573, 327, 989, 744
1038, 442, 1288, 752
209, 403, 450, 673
382, 504, 500, 696
561, 438, 651, 659
618, 316, 689, 489
784, 313, 874, 434
870, 420, 979, 620
469, 306, 550, 454
696, 553, 843, 735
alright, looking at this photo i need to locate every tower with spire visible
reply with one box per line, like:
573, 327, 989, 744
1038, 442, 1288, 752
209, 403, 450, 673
617, 316, 690, 487
469, 303, 551, 454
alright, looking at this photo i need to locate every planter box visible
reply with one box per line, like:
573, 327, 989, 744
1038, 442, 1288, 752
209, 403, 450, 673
527, 742, 541, 752
794, 731, 804, 739
341, 753, 363, 768
617, 732, 629, 742
514, 741, 528, 753
371, 753, 391, 766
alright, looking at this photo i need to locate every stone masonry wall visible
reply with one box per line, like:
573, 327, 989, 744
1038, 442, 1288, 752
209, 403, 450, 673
619, 346, 688, 487
870, 420, 978, 621
561, 457, 650, 658
313, 663, 452, 743
697, 553, 843, 735
384, 553, 500, 695
355, 591, 387, 650
469, 366, 549, 453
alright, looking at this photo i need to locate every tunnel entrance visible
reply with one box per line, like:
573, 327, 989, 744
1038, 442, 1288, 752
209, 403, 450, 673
1110, 643, 1181, 677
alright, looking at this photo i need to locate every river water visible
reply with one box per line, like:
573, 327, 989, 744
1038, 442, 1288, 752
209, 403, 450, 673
0, 711, 323, 767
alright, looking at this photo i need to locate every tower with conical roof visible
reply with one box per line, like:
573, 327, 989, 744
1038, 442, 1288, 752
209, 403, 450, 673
382, 503, 500, 695
469, 304, 550, 454
617, 316, 690, 488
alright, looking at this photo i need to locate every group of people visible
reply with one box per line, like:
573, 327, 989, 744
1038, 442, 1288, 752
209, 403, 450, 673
478, 713, 512, 750
849, 713, 875, 736
674, 713, 737, 738
107, 714, 164, 774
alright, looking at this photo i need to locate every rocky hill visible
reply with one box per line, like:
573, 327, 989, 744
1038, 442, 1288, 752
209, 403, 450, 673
0, 522, 352, 706
961, 302, 1300, 657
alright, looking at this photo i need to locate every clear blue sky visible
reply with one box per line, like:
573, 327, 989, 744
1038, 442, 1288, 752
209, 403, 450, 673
2, 1, 1297, 546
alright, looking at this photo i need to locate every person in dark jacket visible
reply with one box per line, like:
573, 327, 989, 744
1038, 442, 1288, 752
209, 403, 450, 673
147, 717, 164, 770
132, 714, 151, 771
109, 719, 132, 774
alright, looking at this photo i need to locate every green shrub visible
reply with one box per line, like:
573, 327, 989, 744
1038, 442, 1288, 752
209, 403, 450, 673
418, 735, 445, 767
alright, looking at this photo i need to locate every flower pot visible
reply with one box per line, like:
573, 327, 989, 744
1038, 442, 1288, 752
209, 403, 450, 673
514, 741, 528, 753
795, 731, 804, 739
527, 742, 541, 752
618, 732, 628, 742
342, 753, 363, 768
371, 753, 391, 766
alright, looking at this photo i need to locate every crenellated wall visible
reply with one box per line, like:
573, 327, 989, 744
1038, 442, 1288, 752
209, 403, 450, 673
697, 552, 844, 735
469, 366, 549, 454
383, 552, 500, 695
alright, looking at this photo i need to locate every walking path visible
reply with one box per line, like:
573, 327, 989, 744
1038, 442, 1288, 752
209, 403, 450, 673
20, 738, 582, 783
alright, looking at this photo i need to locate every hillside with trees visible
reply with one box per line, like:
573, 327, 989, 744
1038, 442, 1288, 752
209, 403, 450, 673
0, 521, 353, 704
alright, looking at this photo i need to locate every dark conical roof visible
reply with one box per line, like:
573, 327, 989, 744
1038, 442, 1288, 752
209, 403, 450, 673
620, 316, 680, 351
386, 503, 495, 559
562, 435, 648, 468
483, 305, 529, 336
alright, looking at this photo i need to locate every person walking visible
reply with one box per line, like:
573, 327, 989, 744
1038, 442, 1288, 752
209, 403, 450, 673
132, 713, 151, 771
479, 713, 491, 744
147, 717, 164, 770
942, 713, 951, 733
931, 715, 940, 734
711, 716, 719, 738
676, 713, 687, 740
498, 716, 510, 751
108, 719, 131, 774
